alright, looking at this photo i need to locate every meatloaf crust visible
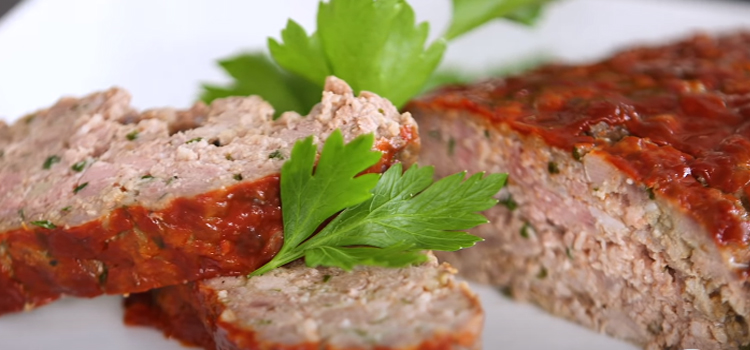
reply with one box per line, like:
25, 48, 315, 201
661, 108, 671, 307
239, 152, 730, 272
408, 32, 750, 349
124, 253, 482, 350
0, 77, 419, 315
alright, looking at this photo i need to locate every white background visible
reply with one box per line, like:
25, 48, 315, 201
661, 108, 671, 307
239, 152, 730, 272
0, 0, 749, 349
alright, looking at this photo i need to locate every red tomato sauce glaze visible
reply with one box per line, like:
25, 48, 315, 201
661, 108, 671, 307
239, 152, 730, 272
409, 32, 750, 274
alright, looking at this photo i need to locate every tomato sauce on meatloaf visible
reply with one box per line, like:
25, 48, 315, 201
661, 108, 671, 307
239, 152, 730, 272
0, 176, 283, 314
410, 33, 750, 271
0, 77, 419, 315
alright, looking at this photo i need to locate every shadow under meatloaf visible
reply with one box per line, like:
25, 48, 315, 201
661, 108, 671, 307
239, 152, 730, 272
0, 77, 418, 315
124, 253, 482, 350
407, 32, 750, 350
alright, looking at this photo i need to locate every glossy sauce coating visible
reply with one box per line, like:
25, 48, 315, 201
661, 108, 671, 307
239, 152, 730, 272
0, 130, 416, 315
0, 175, 284, 315
410, 33, 750, 265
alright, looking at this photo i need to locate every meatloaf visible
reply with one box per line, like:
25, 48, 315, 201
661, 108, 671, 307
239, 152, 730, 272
407, 32, 750, 349
0, 77, 418, 315
124, 252, 482, 350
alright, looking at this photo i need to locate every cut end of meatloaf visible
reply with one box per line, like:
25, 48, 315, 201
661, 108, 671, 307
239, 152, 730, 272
0, 76, 419, 315
124, 253, 482, 350
407, 32, 750, 349
0, 76, 416, 230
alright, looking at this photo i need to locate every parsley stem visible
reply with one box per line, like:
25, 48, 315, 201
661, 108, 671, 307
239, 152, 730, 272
249, 250, 304, 277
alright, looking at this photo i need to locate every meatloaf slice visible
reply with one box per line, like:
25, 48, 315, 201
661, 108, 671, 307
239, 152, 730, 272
407, 32, 750, 349
0, 77, 418, 315
124, 253, 482, 350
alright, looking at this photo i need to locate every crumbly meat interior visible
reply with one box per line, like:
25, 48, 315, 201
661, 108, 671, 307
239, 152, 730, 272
125, 254, 483, 350
0, 77, 415, 231
0, 76, 419, 315
209, 255, 481, 349
415, 110, 750, 350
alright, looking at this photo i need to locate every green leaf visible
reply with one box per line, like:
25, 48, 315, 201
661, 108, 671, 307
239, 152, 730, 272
200, 53, 322, 118
446, 0, 551, 40
203, 0, 553, 117
251, 130, 508, 275
302, 164, 506, 253
305, 243, 428, 271
281, 130, 381, 248
504, 3, 546, 25
269, 0, 446, 108
268, 19, 331, 86
319, 0, 446, 108
251, 130, 381, 276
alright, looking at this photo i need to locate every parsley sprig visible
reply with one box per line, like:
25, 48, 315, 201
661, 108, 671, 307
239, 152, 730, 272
270, 0, 446, 108
251, 130, 506, 276
201, 0, 550, 113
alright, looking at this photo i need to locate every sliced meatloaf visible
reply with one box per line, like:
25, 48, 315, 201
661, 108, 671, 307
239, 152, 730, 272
124, 253, 482, 350
407, 32, 750, 349
0, 77, 418, 315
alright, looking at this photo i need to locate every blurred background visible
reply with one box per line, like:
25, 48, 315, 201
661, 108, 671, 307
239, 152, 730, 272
1, 0, 750, 120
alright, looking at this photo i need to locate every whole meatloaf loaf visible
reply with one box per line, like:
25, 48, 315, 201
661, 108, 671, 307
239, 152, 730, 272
124, 253, 482, 350
407, 32, 750, 349
0, 77, 418, 315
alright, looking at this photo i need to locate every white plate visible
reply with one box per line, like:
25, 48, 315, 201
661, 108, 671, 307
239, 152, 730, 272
1, 0, 749, 349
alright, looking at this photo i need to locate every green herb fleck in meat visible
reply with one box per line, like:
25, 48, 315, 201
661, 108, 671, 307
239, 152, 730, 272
498, 195, 518, 211
43, 155, 61, 169
73, 182, 89, 194
31, 220, 56, 229
71, 160, 86, 172
547, 161, 559, 174
269, 150, 285, 160
126, 130, 139, 141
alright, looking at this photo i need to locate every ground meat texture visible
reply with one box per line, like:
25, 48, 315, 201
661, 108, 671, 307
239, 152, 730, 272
407, 32, 750, 349
124, 253, 482, 350
0, 77, 419, 315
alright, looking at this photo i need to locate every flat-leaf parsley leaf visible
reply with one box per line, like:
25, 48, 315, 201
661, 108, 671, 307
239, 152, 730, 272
200, 53, 322, 117
251, 131, 507, 276
202, 0, 552, 112
269, 0, 446, 108
446, 0, 551, 40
